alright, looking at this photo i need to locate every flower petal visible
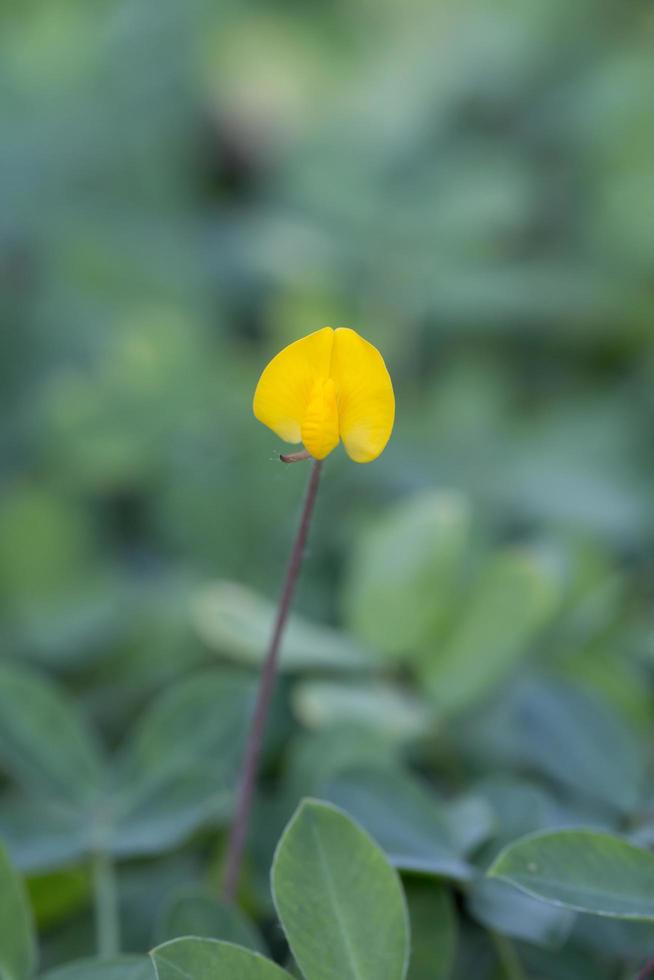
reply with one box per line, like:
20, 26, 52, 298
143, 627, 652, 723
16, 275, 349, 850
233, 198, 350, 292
332, 328, 395, 463
301, 378, 340, 460
253, 327, 334, 443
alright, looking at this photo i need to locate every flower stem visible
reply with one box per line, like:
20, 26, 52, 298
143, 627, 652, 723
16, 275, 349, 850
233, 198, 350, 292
221, 458, 323, 902
92, 850, 120, 958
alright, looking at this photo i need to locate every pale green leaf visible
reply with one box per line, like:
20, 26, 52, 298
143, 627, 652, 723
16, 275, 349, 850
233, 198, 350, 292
191, 581, 373, 672
344, 491, 471, 658
422, 549, 559, 715
292, 680, 431, 742
489, 830, 654, 919
271, 799, 409, 980
151, 938, 292, 980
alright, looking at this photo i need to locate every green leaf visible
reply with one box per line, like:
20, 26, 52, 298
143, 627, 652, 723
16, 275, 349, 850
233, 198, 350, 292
0, 796, 87, 872
110, 669, 255, 857
117, 668, 254, 779
405, 879, 457, 980
191, 580, 373, 671
0, 662, 104, 806
422, 549, 559, 715
489, 830, 654, 919
467, 877, 574, 947
572, 914, 654, 959
506, 681, 644, 814
271, 799, 409, 980
110, 770, 233, 859
156, 888, 266, 953
442, 795, 494, 856
151, 939, 292, 979
292, 680, 431, 742
467, 682, 645, 815
472, 778, 565, 852
517, 941, 614, 980
324, 768, 472, 881
41, 957, 153, 979
343, 491, 471, 658
285, 725, 401, 800
0, 841, 37, 980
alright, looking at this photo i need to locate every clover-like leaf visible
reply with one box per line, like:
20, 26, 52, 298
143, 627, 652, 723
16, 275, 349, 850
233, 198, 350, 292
272, 799, 409, 980
489, 829, 654, 919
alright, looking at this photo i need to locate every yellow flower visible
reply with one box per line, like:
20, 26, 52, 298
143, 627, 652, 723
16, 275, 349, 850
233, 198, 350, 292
253, 327, 395, 463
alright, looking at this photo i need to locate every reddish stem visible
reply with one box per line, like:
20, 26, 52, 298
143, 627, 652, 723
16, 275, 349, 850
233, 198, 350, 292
221, 458, 323, 901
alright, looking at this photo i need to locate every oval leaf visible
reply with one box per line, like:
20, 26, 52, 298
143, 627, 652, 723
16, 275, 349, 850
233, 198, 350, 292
0, 796, 87, 873
151, 938, 292, 980
506, 681, 644, 815
292, 680, 431, 742
489, 830, 654, 919
272, 799, 409, 980
192, 580, 372, 671
344, 491, 471, 658
110, 670, 255, 857
0, 662, 103, 806
468, 877, 574, 948
422, 550, 558, 715
324, 767, 472, 881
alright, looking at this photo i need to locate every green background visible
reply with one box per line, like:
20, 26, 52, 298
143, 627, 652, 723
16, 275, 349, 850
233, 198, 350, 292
1, 0, 654, 977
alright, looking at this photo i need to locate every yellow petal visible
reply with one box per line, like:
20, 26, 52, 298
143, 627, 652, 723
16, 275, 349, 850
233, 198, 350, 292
301, 377, 340, 459
253, 327, 334, 443
332, 327, 395, 463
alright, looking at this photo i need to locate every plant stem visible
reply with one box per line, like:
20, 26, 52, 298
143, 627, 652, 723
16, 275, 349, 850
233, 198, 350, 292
92, 850, 120, 957
221, 458, 323, 902
636, 954, 654, 979
490, 932, 526, 980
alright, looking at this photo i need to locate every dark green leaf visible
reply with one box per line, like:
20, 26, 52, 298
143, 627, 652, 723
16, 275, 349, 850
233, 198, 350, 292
0, 841, 37, 980
507, 682, 644, 815
0, 796, 87, 872
0, 662, 104, 806
324, 768, 471, 881
406, 879, 457, 980
467, 877, 574, 947
110, 670, 255, 857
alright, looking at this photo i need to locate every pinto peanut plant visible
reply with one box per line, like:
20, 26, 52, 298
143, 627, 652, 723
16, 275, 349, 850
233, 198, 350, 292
2, 0, 654, 978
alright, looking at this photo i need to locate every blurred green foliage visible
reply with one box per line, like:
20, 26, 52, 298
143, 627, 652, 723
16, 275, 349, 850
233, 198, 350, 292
2, 0, 654, 976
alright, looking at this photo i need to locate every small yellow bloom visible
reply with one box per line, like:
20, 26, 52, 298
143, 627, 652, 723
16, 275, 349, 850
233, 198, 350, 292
253, 327, 395, 463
